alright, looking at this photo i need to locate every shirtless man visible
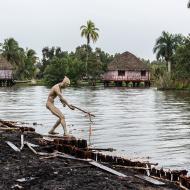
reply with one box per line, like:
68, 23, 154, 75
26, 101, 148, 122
46, 76, 75, 136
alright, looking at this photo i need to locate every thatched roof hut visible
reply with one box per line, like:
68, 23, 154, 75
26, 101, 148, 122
107, 51, 149, 71
103, 51, 150, 87
0, 57, 13, 70
0, 57, 14, 85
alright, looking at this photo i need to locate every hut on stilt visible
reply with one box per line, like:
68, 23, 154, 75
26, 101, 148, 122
0, 57, 14, 87
103, 51, 150, 87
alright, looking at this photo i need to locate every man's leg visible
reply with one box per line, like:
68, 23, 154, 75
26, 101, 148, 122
60, 117, 69, 136
48, 119, 61, 134
48, 104, 69, 136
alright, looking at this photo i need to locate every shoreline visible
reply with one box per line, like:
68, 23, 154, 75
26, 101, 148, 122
0, 119, 189, 189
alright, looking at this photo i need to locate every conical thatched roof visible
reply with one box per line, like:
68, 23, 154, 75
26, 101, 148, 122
0, 57, 13, 70
108, 51, 149, 71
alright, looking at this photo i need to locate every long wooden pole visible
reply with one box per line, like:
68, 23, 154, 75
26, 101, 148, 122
73, 105, 95, 117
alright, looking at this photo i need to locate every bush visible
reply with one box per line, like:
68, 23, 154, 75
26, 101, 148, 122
43, 57, 68, 86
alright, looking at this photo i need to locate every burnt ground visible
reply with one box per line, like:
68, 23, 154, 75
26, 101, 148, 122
0, 130, 179, 190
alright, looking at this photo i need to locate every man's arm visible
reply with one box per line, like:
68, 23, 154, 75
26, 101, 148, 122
55, 86, 74, 110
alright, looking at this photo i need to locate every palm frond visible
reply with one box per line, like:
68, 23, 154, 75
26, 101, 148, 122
80, 20, 99, 45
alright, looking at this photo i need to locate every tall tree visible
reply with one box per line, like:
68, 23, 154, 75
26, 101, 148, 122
95, 48, 114, 72
40, 47, 67, 78
43, 57, 68, 86
80, 20, 99, 76
0, 38, 21, 65
24, 49, 37, 79
0, 38, 27, 79
153, 31, 183, 73
173, 35, 190, 80
0, 38, 38, 80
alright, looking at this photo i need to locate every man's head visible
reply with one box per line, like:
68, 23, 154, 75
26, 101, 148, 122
60, 76, 70, 88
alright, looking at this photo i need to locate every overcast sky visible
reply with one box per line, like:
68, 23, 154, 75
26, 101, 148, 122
0, 0, 189, 60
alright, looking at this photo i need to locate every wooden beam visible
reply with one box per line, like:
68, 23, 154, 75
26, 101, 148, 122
25, 142, 39, 148
113, 165, 150, 170
135, 175, 165, 186
89, 161, 127, 177
0, 127, 19, 131
56, 152, 91, 162
25, 142, 38, 154
6, 141, 20, 152
73, 105, 95, 117
39, 155, 58, 160
56, 152, 127, 177
87, 148, 116, 152
20, 134, 24, 150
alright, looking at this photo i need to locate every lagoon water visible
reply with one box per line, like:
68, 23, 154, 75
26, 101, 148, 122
0, 85, 190, 171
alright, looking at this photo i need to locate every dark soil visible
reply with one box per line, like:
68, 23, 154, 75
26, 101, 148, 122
0, 130, 179, 190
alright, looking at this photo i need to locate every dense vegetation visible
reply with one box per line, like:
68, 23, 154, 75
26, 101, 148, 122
0, 39, 113, 86
0, 21, 114, 86
40, 45, 114, 86
0, 23, 190, 89
151, 32, 190, 89
0, 38, 37, 80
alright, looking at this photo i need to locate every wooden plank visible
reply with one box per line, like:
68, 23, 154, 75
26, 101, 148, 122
114, 165, 150, 170
25, 142, 39, 148
20, 134, 24, 150
87, 148, 116, 152
39, 155, 58, 160
38, 152, 55, 156
16, 177, 36, 183
89, 161, 127, 177
57, 152, 91, 162
43, 135, 77, 140
6, 141, 20, 152
0, 127, 19, 131
25, 142, 38, 154
42, 137, 54, 141
135, 175, 165, 186
56, 152, 127, 177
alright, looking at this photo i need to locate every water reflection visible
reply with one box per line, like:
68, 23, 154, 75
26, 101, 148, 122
0, 85, 190, 171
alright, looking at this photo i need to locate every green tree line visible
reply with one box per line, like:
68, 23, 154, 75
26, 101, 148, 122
40, 45, 114, 86
150, 31, 190, 89
0, 38, 38, 80
0, 26, 190, 89
0, 38, 114, 85
0, 20, 114, 86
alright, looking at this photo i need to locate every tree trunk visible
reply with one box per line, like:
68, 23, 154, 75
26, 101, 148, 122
85, 43, 89, 78
167, 61, 171, 73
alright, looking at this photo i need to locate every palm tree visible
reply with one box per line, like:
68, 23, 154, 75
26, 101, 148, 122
153, 31, 183, 73
0, 38, 27, 79
24, 49, 37, 79
80, 20, 99, 76
26, 49, 37, 63
0, 38, 21, 65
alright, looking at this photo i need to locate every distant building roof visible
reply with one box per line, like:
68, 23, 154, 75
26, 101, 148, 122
108, 51, 149, 71
0, 57, 13, 70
